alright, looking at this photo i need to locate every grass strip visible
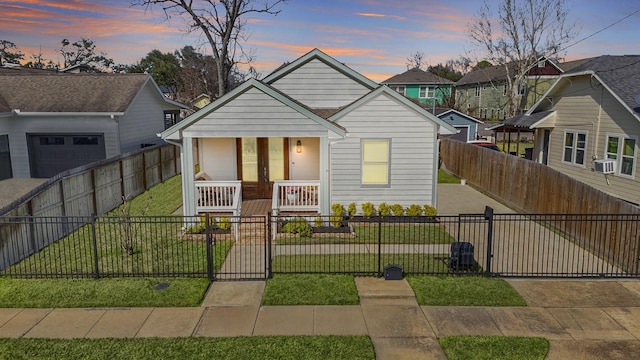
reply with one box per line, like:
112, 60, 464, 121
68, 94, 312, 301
407, 275, 527, 306
0, 336, 375, 360
439, 336, 548, 360
0, 277, 210, 308
262, 274, 359, 305
271, 254, 450, 274
438, 169, 461, 184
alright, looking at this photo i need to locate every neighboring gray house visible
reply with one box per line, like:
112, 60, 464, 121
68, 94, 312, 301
0, 73, 187, 179
432, 108, 483, 142
514, 55, 640, 205
161, 48, 456, 217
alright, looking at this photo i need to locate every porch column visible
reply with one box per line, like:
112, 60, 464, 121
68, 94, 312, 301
319, 137, 330, 215
181, 137, 196, 216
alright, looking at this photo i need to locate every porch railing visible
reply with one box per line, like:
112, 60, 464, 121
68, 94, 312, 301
272, 181, 320, 215
195, 181, 242, 216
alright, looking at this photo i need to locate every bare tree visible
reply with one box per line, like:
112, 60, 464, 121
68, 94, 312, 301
406, 51, 427, 70
134, 0, 288, 97
467, 0, 575, 117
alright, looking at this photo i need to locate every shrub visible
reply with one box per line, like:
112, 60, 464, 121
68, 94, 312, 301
332, 203, 345, 217
378, 202, 390, 217
282, 217, 312, 237
218, 217, 231, 230
361, 202, 376, 218
390, 204, 404, 216
314, 216, 323, 227
347, 203, 357, 218
330, 216, 343, 228
405, 204, 423, 216
424, 205, 437, 217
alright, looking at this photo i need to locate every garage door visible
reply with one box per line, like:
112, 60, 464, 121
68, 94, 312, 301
444, 127, 469, 142
28, 135, 106, 178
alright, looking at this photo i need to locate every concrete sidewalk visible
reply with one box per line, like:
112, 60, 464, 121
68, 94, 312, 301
2, 278, 640, 359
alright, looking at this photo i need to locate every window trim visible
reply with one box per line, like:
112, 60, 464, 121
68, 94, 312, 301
475, 85, 480, 97
605, 133, 637, 178
361, 138, 391, 187
562, 130, 588, 167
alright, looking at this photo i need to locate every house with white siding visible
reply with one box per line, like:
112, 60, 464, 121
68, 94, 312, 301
0, 72, 187, 179
160, 49, 457, 216
514, 55, 640, 205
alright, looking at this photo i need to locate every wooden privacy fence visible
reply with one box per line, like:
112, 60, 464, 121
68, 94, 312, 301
0, 144, 181, 218
440, 138, 640, 273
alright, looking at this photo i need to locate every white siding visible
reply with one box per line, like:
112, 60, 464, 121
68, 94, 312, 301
200, 138, 237, 180
547, 76, 640, 204
330, 92, 437, 210
6, 115, 118, 178
290, 137, 320, 180
183, 87, 331, 138
270, 59, 371, 108
118, 82, 175, 153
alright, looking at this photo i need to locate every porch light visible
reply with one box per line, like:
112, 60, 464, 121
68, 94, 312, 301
296, 140, 302, 153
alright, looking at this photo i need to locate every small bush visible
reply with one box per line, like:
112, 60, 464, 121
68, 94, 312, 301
347, 203, 357, 218
218, 217, 231, 230
424, 205, 437, 217
332, 203, 345, 217
378, 202, 390, 217
361, 202, 376, 218
405, 204, 423, 216
282, 217, 312, 237
314, 216, 323, 228
390, 204, 404, 216
330, 216, 343, 228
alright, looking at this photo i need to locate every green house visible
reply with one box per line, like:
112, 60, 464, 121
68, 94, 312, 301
382, 68, 453, 108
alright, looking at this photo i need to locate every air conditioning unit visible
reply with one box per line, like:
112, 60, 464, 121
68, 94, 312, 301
594, 159, 616, 174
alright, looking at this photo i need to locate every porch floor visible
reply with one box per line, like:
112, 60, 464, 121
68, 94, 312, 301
241, 199, 272, 216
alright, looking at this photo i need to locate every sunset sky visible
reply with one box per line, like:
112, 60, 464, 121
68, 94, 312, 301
1, 0, 639, 82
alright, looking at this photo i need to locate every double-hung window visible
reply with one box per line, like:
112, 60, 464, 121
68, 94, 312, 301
475, 85, 480, 97
606, 134, 636, 177
362, 139, 390, 186
563, 130, 587, 166
419, 86, 435, 98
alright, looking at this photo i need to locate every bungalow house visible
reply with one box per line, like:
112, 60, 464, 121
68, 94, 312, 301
455, 57, 589, 121
381, 68, 453, 109
432, 108, 483, 142
0, 72, 187, 179
509, 55, 640, 205
160, 49, 457, 217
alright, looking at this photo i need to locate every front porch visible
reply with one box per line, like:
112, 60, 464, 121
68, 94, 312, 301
195, 180, 320, 216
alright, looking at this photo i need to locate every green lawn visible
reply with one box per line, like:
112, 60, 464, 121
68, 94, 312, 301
0, 277, 210, 308
271, 254, 450, 275
407, 275, 527, 306
0, 336, 375, 360
439, 336, 548, 360
262, 274, 359, 305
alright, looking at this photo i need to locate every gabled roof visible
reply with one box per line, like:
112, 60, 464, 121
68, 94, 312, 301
262, 48, 378, 89
456, 57, 566, 86
434, 109, 483, 124
528, 55, 640, 119
160, 78, 347, 140
0, 73, 184, 114
381, 68, 453, 85
328, 85, 457, 135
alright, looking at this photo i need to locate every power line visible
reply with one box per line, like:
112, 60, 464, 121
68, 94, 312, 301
560, 8, 640, 53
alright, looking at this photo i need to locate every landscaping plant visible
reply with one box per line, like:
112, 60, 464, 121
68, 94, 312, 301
361, 202, 375, 218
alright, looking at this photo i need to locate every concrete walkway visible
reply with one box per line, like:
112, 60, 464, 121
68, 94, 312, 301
2, 278, 640, 359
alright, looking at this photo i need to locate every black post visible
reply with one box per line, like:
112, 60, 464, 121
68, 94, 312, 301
484, 206, 494, 277
267, 212, 272, 279
91, 215, 100, 279
205, 213, 214, 281
377, 216, 382, 277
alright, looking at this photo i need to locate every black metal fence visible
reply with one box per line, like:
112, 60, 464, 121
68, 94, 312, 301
1, 209, 639, 279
